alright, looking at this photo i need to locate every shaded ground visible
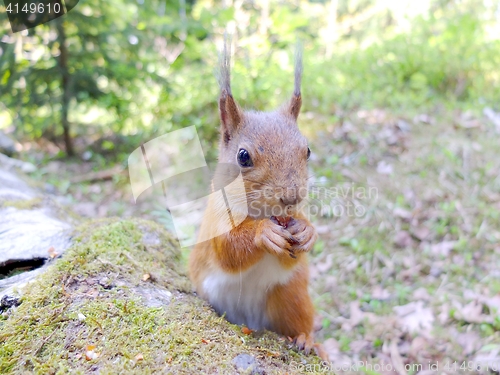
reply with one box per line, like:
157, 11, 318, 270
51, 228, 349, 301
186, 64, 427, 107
12, 106, 500, 374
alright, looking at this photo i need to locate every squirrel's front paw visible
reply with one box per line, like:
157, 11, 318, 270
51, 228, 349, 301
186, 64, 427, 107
286, 218, 317, 254
255, 219, 298, 257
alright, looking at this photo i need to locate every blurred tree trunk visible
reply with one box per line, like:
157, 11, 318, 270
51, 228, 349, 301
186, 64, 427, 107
55, 18, 74, 156
259, 0, 270, 35
325, 0, 338, 58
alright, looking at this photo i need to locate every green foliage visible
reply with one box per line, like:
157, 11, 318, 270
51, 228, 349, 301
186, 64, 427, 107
2, 0, 203, 140
308, 11, 500, 112
1, 0, 499, 159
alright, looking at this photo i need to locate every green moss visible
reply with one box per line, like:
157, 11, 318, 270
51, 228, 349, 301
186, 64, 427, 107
1, 197, 42, 210
0, 218, 322, 374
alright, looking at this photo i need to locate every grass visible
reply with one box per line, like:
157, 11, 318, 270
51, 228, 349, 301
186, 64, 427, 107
307, 106, 500, 371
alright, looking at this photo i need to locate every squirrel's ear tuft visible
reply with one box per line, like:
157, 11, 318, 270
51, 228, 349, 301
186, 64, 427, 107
219, 89, 242, 143
285, 42, 303, 120
287, 93, 302, 120
218, 33, 242, 143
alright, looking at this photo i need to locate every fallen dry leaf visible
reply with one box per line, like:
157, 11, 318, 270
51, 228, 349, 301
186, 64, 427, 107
62, 284, 70, 297
341, 301, 365, 331
86, 289, 99, 298
430, 241, 457, 257
412, 226, 431, 241
241, 327, 253, 335
479, 294, 500, 312
394, 230, 413, 248
377, 160, 393, 175
371, 286, 390, 301
473, 346, 500, 369
393, 208, 412, 221
142, 273, 151, 282
409, 336, 429, 359
454, 330, 481, 356
322, 338, 339, 362
256, 347, 281, 357
453, 301, 493, 324
48, 246, 58, 258
394, 301, 434, 337
349, 340, 370, 353
85, 345, 100, 361
412, 287, 431, 301
390, 340, 406, 375
315, 254, 333, 273
438, 303, 450, 324
414, 113, 434, 124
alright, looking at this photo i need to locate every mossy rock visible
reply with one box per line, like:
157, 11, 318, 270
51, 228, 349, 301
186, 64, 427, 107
0, 218, 323, 374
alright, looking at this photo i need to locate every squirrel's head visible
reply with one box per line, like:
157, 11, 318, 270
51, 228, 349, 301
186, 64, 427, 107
217, 40, 309, 219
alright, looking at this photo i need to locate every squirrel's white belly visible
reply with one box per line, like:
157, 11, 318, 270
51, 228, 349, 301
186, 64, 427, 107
202, 253, 296, 330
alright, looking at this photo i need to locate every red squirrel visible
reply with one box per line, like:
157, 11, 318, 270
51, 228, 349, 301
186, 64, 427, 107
189, 38, 326, 360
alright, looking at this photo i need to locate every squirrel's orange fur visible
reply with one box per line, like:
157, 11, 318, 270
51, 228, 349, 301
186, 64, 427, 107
189, 38, 325, 359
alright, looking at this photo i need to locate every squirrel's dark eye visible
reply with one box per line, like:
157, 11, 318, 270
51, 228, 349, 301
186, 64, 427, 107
307, 147, 311, 160
237, 148, 253, 167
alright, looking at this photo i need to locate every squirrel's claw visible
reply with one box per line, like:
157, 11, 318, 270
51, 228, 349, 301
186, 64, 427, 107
287, 236, 299, 258
286, 218, 317, 254
286, 235, 299, 246
281, 230, 299, 258
293, 333, 314, 355
291, 227, 317, 254
292, 334, 329, 361
257, 219, 305, 258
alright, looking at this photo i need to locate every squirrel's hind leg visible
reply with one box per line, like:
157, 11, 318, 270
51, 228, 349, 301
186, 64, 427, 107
265, 264, 314, 336
265, 263, 329, 361
265, 264, 321, 357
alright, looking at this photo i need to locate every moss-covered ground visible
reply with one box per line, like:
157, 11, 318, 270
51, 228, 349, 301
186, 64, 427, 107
0, 218, 324, 374
0, 197, 43, 210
